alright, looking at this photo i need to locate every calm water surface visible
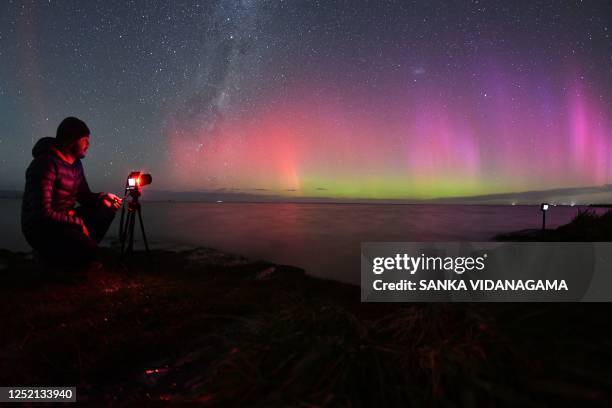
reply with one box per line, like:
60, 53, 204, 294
0, 199, 600, 284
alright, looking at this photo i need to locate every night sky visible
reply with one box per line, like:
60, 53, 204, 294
1, 1, 610, 199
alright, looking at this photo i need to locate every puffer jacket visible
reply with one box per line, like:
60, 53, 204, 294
21, 137, 101, 238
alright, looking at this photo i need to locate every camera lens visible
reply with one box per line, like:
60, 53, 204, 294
140, 174, 152, 186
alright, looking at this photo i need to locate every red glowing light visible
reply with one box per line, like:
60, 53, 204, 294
128, 176, 142, 187
145, 367, 168, 375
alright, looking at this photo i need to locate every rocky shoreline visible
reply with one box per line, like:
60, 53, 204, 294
495, 209, 612, 241
1, 216, 611, 405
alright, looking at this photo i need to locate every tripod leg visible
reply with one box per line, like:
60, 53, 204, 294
128, 210, 136, 255
119, 205, 126, 243
120, 210, 131, 257
137, 207, 149, 252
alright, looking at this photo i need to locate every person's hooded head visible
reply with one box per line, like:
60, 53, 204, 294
56, 117, 90, 159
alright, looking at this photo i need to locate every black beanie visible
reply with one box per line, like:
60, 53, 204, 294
56, 117, 90, 146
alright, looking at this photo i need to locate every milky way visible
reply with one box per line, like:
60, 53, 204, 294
1, 1, 610, 199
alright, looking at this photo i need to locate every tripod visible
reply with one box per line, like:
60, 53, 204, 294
119, 187, 150, 258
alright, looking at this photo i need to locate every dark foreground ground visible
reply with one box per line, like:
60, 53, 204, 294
1, 211, 611, 406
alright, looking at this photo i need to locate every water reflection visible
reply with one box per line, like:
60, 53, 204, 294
0, 199, 601, 284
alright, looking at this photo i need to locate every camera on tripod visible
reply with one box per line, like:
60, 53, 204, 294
126, 171, 152, 192
119, 171, 152, 258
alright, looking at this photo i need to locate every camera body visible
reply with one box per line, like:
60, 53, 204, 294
124, 171, 152, 200
126, 171, 152, 191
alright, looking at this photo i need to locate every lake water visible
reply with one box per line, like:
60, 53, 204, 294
0, 199, 601, 284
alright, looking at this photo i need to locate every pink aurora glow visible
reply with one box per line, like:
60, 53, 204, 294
165, 73, 611, 199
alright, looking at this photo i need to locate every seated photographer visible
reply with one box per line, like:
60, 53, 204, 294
21, 117, 122, 267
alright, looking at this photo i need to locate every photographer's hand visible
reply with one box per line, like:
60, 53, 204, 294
102, 193, 122, 210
